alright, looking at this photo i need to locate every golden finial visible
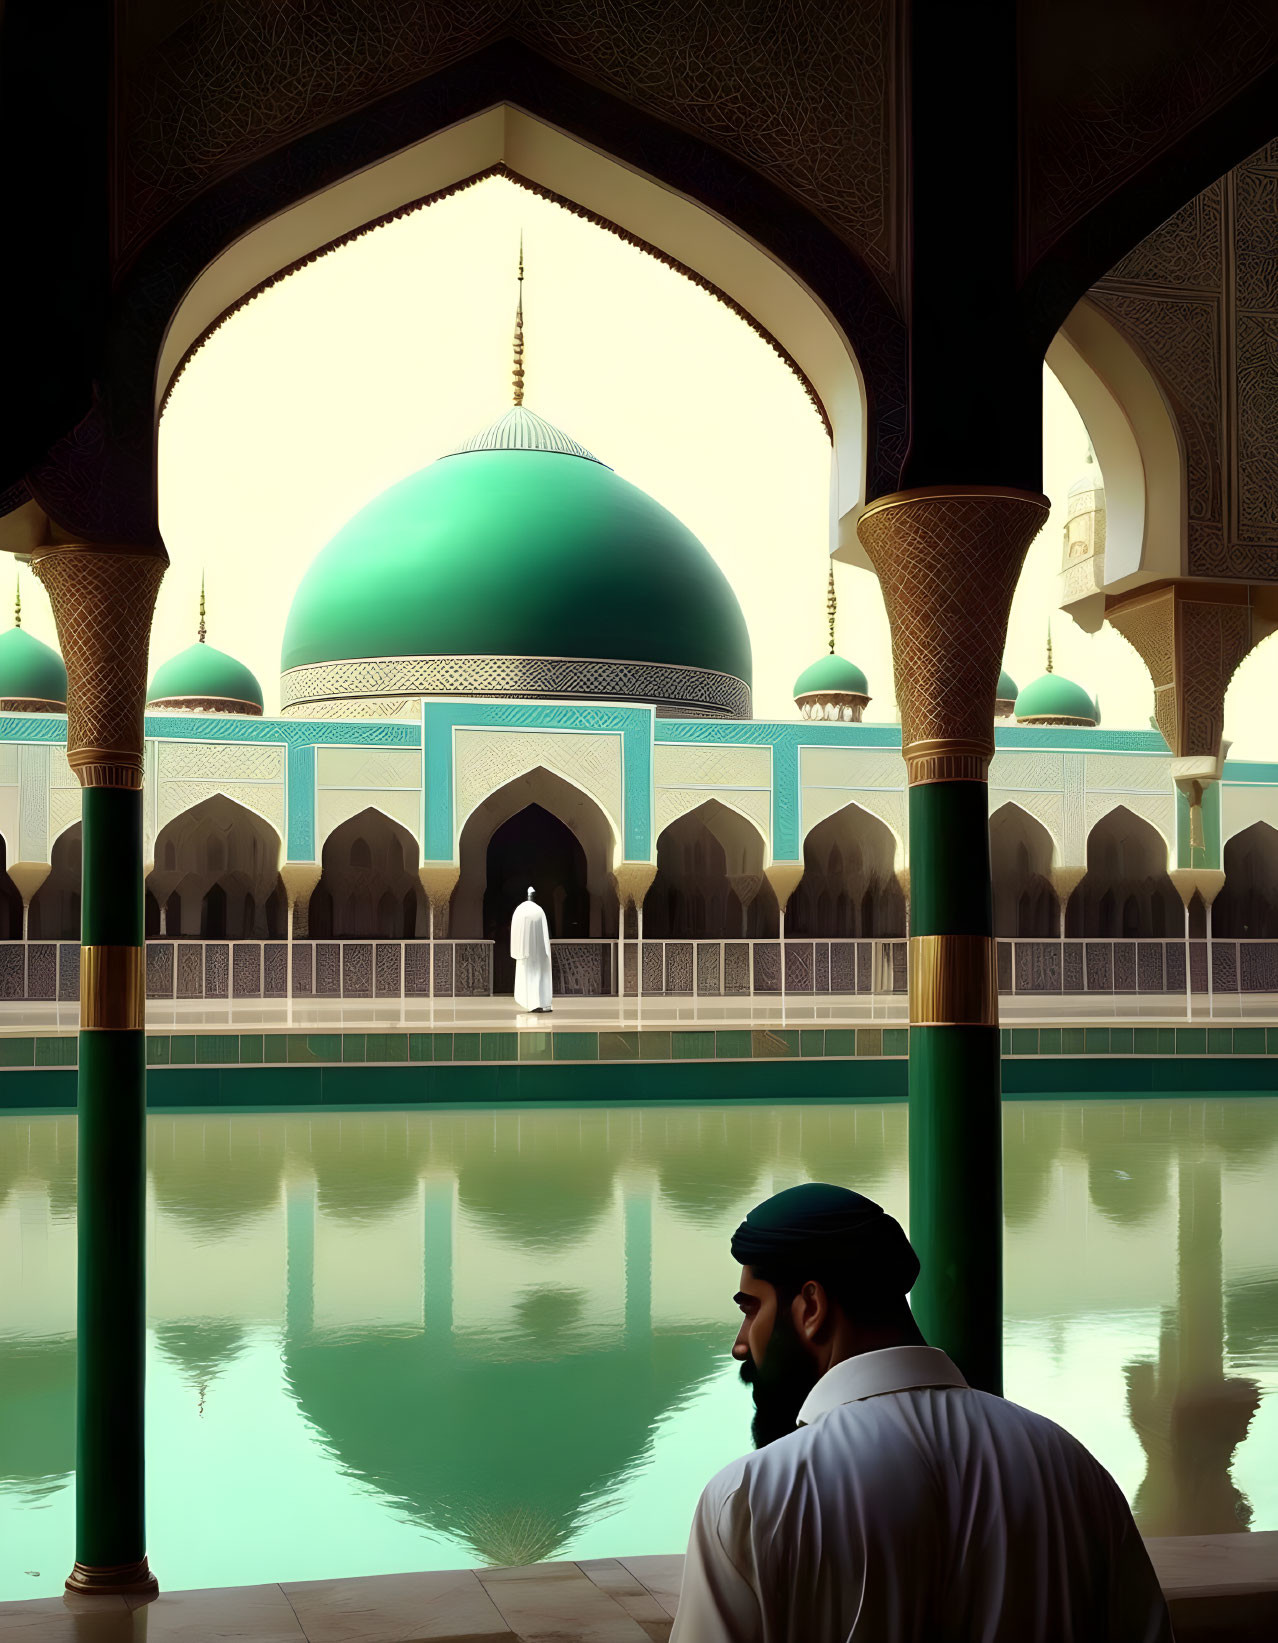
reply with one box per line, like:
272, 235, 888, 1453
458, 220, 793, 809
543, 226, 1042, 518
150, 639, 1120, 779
826, 564, 837, 655
13, 573, 20, 631
198, 573, 207, 644
512, 235, 525, 407
1046, 620, 1054, 674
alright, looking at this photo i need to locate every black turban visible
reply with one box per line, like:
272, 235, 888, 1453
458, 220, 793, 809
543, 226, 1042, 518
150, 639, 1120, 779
730, 1182, 920, 1297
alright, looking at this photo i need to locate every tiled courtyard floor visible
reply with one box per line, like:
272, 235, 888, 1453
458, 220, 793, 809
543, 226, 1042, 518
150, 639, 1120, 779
2, 1539, 1276, 1642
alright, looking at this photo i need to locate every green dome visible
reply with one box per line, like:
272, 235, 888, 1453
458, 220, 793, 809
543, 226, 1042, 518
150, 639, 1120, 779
0, 626, 67, 709
1015, 671, 1096, 725
148, 642, 264, 713
794, 653, 869, 698
281, 408, 752, 718
996, 668, 1018, 701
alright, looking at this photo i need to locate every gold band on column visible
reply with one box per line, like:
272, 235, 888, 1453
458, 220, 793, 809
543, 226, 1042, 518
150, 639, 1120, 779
80, 946, 145, 1031
904, 738, 993, 786
909, 934, 998, 1026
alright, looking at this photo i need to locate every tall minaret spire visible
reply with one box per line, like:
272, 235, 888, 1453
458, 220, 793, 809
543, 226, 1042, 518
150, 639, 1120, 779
13, 573, 20, 631
198, 573, 207, 644
512, 235, 525, 407
1046, 619, 1054, 674
826, 564, 837, 655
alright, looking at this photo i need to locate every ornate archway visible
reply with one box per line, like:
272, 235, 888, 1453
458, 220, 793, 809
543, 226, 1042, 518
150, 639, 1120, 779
310, 808, 424, 939
147, 795, 285, 940
646, 799, 776, 940
1071, 806, 1179, 939
990, 803, 1059, 939
789, 803, 903, 938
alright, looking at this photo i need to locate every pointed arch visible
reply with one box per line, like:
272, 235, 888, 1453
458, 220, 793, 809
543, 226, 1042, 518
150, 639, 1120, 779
1070, 804, 1178, 939
453, 766, 617, 944
790, 801, 903, 938
1214, 820, 1278, 939
647, 798, 776, 939
990, 803, 1060, 939
29, 822, 82, 940
311, 806, 424, 940
148, 793, 285, 940
0, 832, 23, 941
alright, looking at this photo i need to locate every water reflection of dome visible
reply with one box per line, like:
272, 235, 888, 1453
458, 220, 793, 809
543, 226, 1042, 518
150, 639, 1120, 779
149, 1117, 286, 1234
454, 1116, 618, 1251
0, 1338, 75, 1493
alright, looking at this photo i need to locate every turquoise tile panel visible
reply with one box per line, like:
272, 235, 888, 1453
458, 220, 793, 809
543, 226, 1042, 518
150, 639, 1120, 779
1038, 1028, 1061, 1056
824, 1029, 857, 1058
553, 1033, 599, 1061
1133, 1028, 1160, 1055
238, 1035, 263, 1064
1158, 1028, 1176, 1055
306, 1034, 341, 1062
342, 1035, 366, 1062
1269, 1029, 1278, 1056
431, 1035, 454, 1062
883, 1028, 909, 1058
1176, 1028, 1206, 1056
639, 1032, 671, 1060
799, 1030, 825, 1058
1061, 1028, 1085, 1056
672, 1031, 715, 1060
409, 1034, 435, 1062
715, 1031, 750, 1059
856, 1028, 883, 1058
1207, 1028, 1233, 1056
264, 1035, 288, 1063
599, 1032, 639, 1060
1001, 1028, 1011, 1056
452, 1034, 481, 1062
196, 1035, 238, 1064
482, 1033, 518, 1062
1085, 1029, 1109, 1055
1110, 1028, 1133, 1055
169, 1036, 196, 1066
1011, 1029, 1038, 1057
518, 1033, 552, 1063
1234, 1028, 1266, 1055
145, 1036, 169, 1066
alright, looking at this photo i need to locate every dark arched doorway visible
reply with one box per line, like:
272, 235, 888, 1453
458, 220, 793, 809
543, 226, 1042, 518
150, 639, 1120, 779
789, 804, 903, 937
990, 804, 1059, 937
1214, 822, 1278, 938
485, 805, 589, 994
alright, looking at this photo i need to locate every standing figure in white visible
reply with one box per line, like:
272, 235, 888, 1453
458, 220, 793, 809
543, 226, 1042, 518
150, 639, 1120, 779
510, 886, 553, 1012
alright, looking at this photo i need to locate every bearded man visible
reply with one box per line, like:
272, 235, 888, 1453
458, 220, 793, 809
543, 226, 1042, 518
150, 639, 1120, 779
670, 1183, 1172, 1643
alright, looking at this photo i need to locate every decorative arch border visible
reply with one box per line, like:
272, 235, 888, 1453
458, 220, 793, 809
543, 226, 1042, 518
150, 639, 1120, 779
1082, 797, 1176, 872
653, 791, 772, 869
988, 797, 1063, 872
151, 787, 286, 862
315, 799, 422, 862
453, 759, 622, 867
798, 791, 905, 872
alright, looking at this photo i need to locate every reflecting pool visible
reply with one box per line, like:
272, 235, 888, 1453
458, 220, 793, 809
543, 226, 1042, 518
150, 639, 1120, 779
2, 1098, 1277, 1599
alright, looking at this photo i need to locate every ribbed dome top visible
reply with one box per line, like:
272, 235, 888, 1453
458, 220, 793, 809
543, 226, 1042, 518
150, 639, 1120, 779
1015, 671, 1097, 725
449, 406, 599, 462
794, 654, 870, 698
148, 642, 264, 713
0, 627, 67, 708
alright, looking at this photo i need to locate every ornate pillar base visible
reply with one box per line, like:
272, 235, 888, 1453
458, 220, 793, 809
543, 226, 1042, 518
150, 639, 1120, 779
66, 1558, 159, 1598
858, 485, 1049, 1395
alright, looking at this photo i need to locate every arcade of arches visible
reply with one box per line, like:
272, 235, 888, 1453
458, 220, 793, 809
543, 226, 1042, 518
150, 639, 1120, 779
3, 797, 1278, 962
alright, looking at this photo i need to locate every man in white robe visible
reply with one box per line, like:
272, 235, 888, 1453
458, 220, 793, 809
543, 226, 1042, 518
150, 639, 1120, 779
510, 886, 553, 1012
671, 1183, 1172, 1643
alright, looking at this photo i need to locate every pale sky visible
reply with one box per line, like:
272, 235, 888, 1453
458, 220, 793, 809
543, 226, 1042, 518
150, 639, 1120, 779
15, 175, 1274, 757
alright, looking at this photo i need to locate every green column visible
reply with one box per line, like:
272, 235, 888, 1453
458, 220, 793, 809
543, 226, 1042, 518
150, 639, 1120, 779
908, 779, 1003, 1396
72, 786, 157, 1594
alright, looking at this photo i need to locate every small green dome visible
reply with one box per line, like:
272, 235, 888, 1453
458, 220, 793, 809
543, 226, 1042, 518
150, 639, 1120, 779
0, 626, 67, 709
281, 407, 752, 718
148, 642, 264, 714
1015, 671, 1096, 725
794, 653, 869, 698
996, 668, 1018, 702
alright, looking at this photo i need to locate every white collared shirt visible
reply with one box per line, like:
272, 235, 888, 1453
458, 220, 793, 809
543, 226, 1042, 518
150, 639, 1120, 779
671, 1345, 1172, 1643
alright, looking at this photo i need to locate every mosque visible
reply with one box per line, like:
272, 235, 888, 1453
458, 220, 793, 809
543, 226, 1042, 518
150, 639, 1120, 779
0, 363, 1274, 1008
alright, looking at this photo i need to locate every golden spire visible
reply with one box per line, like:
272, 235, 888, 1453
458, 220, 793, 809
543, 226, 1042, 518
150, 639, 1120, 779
826, 564, 837, 655
1046, 620, 1054, 674
198, 573, 207, 644
13, 573, 20, 631
512, 235, 525, 407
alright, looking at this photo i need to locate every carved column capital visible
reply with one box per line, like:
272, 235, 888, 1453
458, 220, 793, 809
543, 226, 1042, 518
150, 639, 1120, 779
1169, 868, 1227, 909
763, 862, 804, 911
31, 544, 167, 789
1050, 866, 1088, 906
1107, 581, 1277, 762
611, 862, 658, 910
279, 862, 323, 907
856, 487, 1049, 783
418, 863, 460, 936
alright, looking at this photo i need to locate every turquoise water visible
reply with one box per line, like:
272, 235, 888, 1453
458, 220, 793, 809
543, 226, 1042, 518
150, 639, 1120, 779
2, 1098, 1277, 1599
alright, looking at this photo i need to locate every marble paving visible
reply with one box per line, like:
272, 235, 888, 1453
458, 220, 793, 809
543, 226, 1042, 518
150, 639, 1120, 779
1, 991, 1275, 1037
1, 1540, 1275, 1642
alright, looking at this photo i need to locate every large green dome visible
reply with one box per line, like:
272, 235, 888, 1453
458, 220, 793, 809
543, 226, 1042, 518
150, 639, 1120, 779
281, 407, 752, 718
0, 626, 67, 711
148, 642, 264, 715
1015, 671, 1096, 726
